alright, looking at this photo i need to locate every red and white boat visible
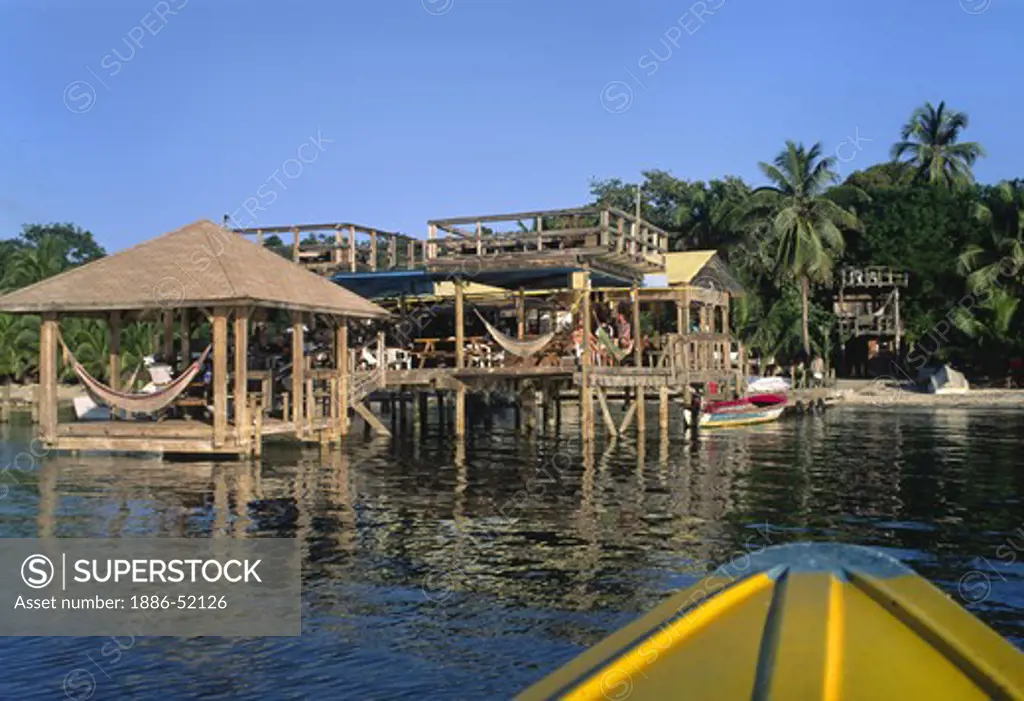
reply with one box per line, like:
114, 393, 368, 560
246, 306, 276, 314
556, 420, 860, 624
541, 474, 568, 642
683, 393, 788, 429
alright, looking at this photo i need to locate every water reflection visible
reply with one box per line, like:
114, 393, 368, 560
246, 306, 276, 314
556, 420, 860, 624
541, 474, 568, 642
0, 407, 1022, 698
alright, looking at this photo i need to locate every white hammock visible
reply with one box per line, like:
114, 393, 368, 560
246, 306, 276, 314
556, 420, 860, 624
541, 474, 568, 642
61, 337, 212, 415
473, 310, 555, 358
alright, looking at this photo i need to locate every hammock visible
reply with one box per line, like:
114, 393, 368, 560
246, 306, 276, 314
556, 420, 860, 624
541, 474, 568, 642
61, 338, 213, 415
473, 309, 555, 358
596, 327, 633, 364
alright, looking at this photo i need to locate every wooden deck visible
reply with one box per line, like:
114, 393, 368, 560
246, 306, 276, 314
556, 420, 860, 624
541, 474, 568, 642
52, 415, 343, 456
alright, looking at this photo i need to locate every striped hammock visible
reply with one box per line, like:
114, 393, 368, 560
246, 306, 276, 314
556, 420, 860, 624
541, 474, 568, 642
596, 327, 633, 364
474, 310, 555, 358
61, 339, 213, 415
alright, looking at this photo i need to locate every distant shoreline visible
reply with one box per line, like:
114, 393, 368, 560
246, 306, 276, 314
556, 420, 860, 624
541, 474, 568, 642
838, 384, 1024, 408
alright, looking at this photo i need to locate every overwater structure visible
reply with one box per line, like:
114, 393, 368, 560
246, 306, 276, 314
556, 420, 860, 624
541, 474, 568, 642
1, 207, 750, 457
237, 205, 749, 443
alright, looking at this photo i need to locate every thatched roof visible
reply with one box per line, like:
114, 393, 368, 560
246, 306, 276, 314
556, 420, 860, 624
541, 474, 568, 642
0, 220, 387, 317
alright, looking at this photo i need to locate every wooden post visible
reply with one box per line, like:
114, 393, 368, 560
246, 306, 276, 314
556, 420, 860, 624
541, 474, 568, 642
253, 397, 264, 457
337, 320, 349, 436
291, 312, 304, 427
212, 308, 229, 448
38, 314, 58, 444
632, 285, 645, 434
476, 221, 483, 256
179, 308, 191, 369
659, 386, 669, 432
388, 235, 397, 269
596, 387, 617, 437
581, 274, 594, 441
333, 226, 343, 265
291, 228, 301, 262
682, 288, 691, 334
162, 310, 175, 370
536, 216, 544, 251
349, 225, 358, 271
428, 223, 437, 260
455, 280, 466, 436
108, 311, 122, 390
370, 230, 378, 272
517, 289, 526, 339
305, 377, 314, 436
234, 312, 249, 448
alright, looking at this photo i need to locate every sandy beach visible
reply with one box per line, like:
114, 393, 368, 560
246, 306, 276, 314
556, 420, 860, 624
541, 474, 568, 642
835, 379, 1024, 407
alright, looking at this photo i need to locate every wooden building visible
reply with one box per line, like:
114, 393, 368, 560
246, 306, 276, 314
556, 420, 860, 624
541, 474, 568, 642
5, 206, 751, 453
835, 266, 909, 376
0, 220, 388, 456
296, 207, 748, 442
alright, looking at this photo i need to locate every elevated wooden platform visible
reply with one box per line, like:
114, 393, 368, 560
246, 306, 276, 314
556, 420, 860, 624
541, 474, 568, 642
426, 206, 668, 283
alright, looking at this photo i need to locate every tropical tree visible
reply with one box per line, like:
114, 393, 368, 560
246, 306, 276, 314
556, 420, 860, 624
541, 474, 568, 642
18, 223, 104, 267
672, 178, 749, 251
951, 288, 1021, 379
0, 315, 38, 381
731, 141, 863, 357
958, 180, 1024, 295
891, 101, 986, 189
1, 236, 71, 290
120, 322, 159, 388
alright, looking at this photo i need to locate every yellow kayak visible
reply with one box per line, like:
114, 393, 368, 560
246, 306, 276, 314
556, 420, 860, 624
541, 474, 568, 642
518, 543, 1024, 700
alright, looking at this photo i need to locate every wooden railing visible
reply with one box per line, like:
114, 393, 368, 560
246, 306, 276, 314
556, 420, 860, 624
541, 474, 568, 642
232, 223, 419, 273
840, 267, 909, 288
659, 333, 743, 378
426, 206, 669, 270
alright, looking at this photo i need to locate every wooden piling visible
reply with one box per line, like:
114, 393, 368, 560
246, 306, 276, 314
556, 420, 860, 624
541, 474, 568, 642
659, 387, 669, 432
38, 314, 58, 444
234, 312, 249, 449
212, 308, 229, 448
632, 285, 645, 434
291, 312, 305, 427
336, 321, 349, 436
455, 280, 466, 436
581, 274, 594, 441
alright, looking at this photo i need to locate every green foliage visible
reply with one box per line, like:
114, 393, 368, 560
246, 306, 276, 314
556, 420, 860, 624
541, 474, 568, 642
891, 100, 986, 189
731, 141, 863, 356
843, 184, 988, 343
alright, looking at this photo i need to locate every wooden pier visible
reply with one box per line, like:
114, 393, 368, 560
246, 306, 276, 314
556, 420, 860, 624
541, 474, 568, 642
0, 206, 805, 457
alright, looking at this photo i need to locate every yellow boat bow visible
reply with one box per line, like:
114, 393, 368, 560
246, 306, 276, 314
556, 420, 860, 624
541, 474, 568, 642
519, 543, 1024, 700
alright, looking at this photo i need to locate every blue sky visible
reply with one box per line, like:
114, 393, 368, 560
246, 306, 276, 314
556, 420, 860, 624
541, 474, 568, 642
0, 0, 1019, 252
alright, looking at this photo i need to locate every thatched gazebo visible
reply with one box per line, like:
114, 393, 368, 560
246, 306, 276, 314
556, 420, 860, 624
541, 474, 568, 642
0, 220, 388, 456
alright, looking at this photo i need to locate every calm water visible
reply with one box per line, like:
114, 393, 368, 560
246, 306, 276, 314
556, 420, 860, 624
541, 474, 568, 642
1, 406, 1023, 699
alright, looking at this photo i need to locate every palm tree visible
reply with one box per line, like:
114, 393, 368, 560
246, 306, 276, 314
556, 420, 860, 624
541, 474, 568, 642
120, 322, 158, 387
891, 101, 986, 189
0, 314, 38, 382
673, 178, 749, 251
1, 236, 69, 290
732, 141, 862, 357
951, 288, 1020, 379
62, 318, 110, 382
958, 180, 1024, 294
